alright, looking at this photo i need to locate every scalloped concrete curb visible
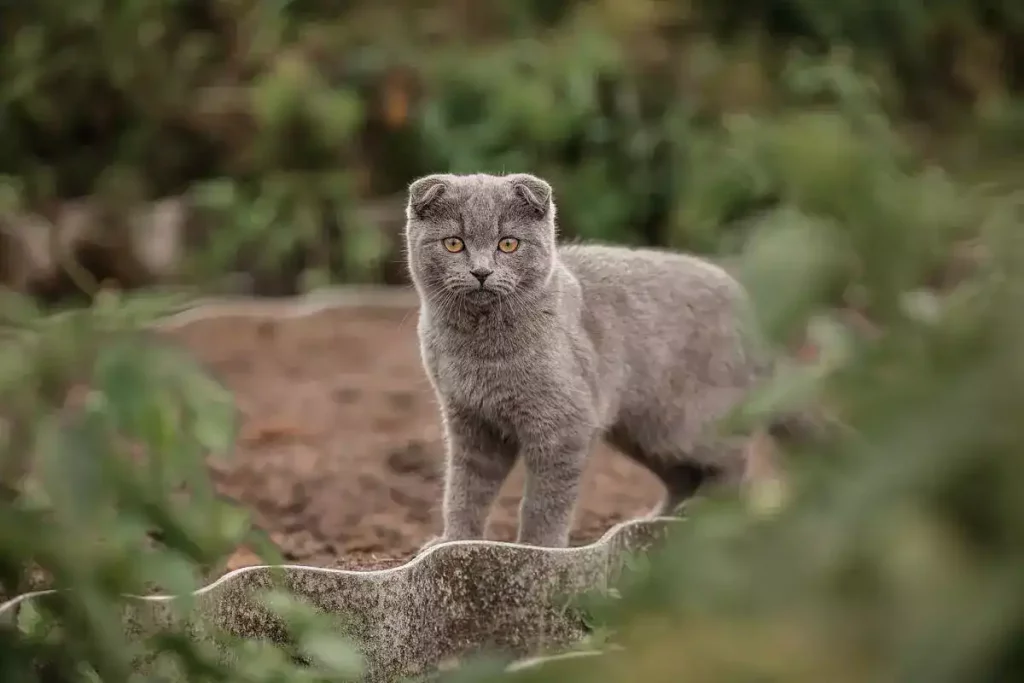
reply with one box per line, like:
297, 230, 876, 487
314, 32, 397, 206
0, 518, 678, 681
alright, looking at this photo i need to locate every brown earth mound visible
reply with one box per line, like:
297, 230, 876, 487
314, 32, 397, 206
160, 299, 663, 572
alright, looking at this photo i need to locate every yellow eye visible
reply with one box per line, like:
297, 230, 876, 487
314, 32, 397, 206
498, 237, 519, 253
443, 237, 464, 253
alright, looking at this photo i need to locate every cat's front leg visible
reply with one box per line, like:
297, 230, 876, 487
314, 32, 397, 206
421, 408, 517, 552
516, 432, 591, 548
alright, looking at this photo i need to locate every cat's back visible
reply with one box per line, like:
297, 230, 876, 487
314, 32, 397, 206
557, 243, 756, 388
558, 243, 745, 317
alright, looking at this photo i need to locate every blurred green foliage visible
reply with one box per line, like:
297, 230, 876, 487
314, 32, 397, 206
445, 31, 1024, 683
1, 0, 1021, 291
2, 2, 1024, 683
0, 289, 363, 682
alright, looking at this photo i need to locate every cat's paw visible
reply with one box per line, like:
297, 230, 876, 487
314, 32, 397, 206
417, 535, 450, 554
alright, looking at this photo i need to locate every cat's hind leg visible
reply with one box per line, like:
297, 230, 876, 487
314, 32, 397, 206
646, 461, 716, 517
646, 448, 749, 517
607, 426, 746, 518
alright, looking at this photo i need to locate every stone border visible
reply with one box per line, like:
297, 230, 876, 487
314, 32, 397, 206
1, 288, 679, 680
0, 518, 678, 682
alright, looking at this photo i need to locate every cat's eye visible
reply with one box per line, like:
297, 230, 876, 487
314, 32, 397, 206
443, 237, 465, 253
498, 237, 519, 253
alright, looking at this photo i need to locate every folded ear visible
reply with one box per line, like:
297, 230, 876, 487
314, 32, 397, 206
508, 174, 553, 218
407, 175, 449, 219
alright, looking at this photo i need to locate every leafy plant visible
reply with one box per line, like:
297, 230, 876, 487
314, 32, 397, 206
434, 58, 1024, 683
0, 289, 362, 682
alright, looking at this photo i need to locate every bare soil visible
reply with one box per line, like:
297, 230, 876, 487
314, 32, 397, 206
160, 299, 662, 572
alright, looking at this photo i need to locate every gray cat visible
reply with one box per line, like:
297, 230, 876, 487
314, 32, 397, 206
405, 172, 783, 550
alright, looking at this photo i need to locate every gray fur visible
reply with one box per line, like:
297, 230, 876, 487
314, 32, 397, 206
405, 172, 771, 549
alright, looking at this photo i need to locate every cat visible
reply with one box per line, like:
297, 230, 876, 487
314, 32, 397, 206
405, 172, 787, 550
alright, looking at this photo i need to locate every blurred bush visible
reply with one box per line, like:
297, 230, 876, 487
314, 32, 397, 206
0, 0, 1021, 297
0, 289, 363, 682
442, 41, 1024, 683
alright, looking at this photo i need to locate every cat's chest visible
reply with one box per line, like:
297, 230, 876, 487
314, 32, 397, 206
422, 335, 555, 412
427, 343, 529, 395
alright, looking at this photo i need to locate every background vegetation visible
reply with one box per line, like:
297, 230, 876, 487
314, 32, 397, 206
1, 0, 1023, 681
2, 0, 1022, 296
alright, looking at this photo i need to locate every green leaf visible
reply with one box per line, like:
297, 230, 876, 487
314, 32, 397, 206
16, 600, 45, 636
38, 417, 109, 526
299, 632, 363, 679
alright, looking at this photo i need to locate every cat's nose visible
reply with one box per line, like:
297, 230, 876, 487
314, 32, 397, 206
470, 267, 493, 285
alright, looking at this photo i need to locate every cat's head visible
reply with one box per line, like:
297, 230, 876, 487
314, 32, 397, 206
404, 173, 557, 308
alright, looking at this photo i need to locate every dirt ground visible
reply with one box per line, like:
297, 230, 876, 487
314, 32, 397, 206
160, 298, 662, 572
